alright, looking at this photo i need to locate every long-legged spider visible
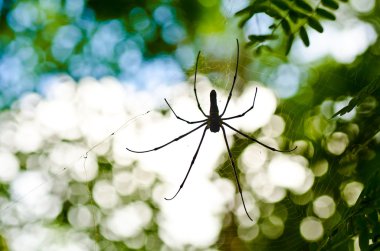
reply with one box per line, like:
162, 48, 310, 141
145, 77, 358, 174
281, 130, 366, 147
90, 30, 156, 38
126, 39, 296, 221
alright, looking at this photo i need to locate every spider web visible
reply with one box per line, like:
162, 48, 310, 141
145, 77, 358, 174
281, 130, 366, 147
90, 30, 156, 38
185, 4, 363, 247
205, 39, 365, 250
0, 1, 371, 250
204, 57, 305, 250
0, 49, 362, 251
0, 80, 155, 250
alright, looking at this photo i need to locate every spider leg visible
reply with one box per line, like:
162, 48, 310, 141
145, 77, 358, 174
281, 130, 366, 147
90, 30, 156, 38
165, 126, 208, 200
221, 125, 253, 221
164, 98, 207, 124
222, 87, 258, 121
126, 122, 207, 153
193, 51, 207, 117
222, 122, 297, 152
220, 39, 239, 117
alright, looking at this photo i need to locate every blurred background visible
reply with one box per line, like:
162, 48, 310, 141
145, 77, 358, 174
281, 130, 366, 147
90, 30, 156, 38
0, 0, 380, 250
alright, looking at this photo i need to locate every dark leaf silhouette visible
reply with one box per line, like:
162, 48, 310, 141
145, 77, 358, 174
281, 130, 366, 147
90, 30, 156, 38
299, 26, 310, 46
285, 34, 294, 55
281, 19, 291, 34
332, 77, 380, 118
359, 228, 369, 251
316, 8, 336, 20
322, 0, 340, 10
295, 0, 313, 12
308, 17, 324, 33
272, 0, 289, 10
235, 0, 348, 53
289, 10, 299, 23
248, 34, 278, 43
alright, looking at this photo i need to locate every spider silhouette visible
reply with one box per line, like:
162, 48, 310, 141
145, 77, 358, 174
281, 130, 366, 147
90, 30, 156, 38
126, 39, 296, 221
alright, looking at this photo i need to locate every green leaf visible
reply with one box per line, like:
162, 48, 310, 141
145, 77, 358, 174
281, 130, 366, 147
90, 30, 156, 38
272, 0, 289, 10
359, 228, 370, 251
373, 218, 380, 242
246, 41, 255, 47
370, 243, 380, 251
281, 19, 291, 34
266, 7, 282, 18
322, 0, 339, 10
295, 0, 313, 12
238, 16, 251, 28
367, 211, 378, 225
248, 34, 278, 43
308, 17, 324, 33
354, 215, 369, 251
331, 77, 380, 118
256, 45, 273, 55
235, 6, 252, 16
289, 10, 299, 23
316, 8, 336, 20
235, 4, 267, 16
285, 34, 294, 55
299, 26, 310, 46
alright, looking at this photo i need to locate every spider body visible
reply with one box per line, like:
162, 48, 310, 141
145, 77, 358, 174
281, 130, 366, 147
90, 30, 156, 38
126, 39, 296, 221
209, 90, 220, 133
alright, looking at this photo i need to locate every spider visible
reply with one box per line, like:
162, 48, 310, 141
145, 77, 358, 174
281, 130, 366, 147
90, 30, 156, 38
126, 39, 296, 221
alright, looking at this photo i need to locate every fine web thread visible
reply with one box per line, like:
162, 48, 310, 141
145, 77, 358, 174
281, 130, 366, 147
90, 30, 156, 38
81, 110, 150, 250
220, 58, 349, 249
0, 110, 151, 250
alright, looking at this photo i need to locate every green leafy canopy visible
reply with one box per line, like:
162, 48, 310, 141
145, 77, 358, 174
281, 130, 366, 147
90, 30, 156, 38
236, 0, 345, 54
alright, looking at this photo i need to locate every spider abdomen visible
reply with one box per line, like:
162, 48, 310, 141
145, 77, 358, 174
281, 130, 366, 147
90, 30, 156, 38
209, 90, 220, 133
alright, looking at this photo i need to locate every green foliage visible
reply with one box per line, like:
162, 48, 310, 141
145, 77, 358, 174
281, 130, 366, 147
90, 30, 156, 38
295, 0, 313, 12
248, 34, 278, 43
1, 0, 380, 250
307, 17, 324, 33
279, 37, 380, 249
316, 8, 336, 20
281, 19, 292, 34
299, 26, 310, 46
319, 169, 380, 250
0, 235, 8, 251
321, 0, 339, 10
332, 77, 380, 118
236, 0, 347, 54
285, 34, 294, 55
272, 0, 289, 10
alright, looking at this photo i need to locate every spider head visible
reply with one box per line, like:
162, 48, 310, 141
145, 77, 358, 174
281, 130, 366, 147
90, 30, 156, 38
210, 90, 217, 105
210, 90, 218, 110
209, 89, 220, 132
210, 89, 217, 98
